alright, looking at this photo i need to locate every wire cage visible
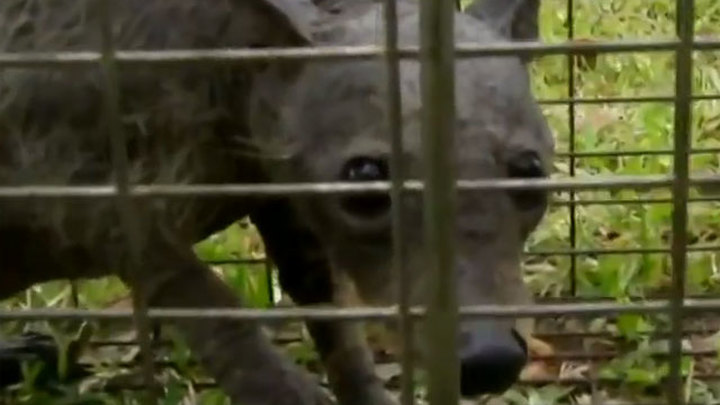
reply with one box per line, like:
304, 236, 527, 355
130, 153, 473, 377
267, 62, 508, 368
0, 0, 718, 405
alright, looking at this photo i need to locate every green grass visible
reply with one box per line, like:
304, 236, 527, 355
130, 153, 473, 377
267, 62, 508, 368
3, 0, 720, 404
506, 1, 720, 404
528, 0, 720, 303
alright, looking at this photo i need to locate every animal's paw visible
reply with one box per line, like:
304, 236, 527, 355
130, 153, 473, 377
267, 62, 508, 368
221, 364, 335, 405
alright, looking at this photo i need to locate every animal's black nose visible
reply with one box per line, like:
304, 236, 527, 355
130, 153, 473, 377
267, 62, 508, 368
459, 329, 527, 397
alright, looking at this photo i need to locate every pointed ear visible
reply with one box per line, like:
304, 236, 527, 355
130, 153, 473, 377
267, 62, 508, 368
465, 0, 540, 43
229, 0, 315, 48
226, 0, 316, 80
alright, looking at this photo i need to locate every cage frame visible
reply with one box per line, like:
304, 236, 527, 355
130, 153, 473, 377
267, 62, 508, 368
0, 1, 711, 405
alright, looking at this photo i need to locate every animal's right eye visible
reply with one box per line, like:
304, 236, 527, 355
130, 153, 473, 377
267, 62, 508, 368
343, 157, 388, 182
339, 157, 391, 219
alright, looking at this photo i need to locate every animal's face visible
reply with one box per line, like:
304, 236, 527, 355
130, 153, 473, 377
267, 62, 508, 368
245, 0, 553, 397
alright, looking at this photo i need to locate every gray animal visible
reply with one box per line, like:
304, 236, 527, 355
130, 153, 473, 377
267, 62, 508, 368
0, 0, 554, 404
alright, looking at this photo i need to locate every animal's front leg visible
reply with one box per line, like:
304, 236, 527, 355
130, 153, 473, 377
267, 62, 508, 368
251, 201, 398, 405
305, 320, 398, 405
119, 225, 334, 405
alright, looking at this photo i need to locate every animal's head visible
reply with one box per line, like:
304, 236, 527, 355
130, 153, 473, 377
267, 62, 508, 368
239, 0, 554, 397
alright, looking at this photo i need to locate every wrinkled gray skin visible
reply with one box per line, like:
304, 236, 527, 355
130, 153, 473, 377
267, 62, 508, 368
0, 0, 553, 404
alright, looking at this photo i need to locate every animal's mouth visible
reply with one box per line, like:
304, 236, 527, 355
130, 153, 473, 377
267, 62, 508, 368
360, 323, 526, 397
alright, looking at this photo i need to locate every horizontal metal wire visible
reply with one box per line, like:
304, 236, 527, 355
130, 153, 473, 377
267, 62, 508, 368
538, 93, 720, 105
0, 38, 717, 68
4, 299, 720, 322
78, 324, 720, 349
1, 174, 719, 199
204, 245, 720, 272
67, 349, 718, 375
537, 294, 720, 303
557, 147, 720, 158
526, 244, 720, 257
532, 348, 718, 361
518, 375, 720, 387
204, 238, 720, 267
533, 327, 717, 341
79, 336, 720, 362
551, 196, 720, 207
202, 244, 720, 261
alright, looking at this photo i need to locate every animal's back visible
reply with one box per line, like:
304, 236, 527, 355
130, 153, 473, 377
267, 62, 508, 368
0, 0, 264, 280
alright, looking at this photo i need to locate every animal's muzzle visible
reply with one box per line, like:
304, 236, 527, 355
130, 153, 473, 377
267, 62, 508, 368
458, 327, 527, 396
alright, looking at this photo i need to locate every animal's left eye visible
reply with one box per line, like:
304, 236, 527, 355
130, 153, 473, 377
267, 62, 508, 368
339, 156, 390, 219
507, 150, 546, 210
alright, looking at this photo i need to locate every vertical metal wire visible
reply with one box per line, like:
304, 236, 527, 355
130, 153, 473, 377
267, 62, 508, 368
265, 257, 275, 307
419, 0, 459, 403
567, 0, 578, 297
668, 0, 695, 404
97, 0, 157, 403
382, 1, 414, 404
385, 0, 415, 405
70, 281, 79, 308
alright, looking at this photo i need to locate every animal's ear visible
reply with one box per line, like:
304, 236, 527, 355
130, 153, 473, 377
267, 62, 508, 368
464, 0, 540, 43
230, 0, 314, 48
228, 0, 316, 80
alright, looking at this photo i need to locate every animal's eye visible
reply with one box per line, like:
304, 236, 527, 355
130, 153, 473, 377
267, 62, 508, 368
508, 151, 544, 179
343, 157, 388, 181
339, 157, 391, 218
507, 150, 546, 210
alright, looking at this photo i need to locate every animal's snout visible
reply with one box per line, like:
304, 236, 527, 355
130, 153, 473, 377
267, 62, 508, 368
459, 327, 527, 397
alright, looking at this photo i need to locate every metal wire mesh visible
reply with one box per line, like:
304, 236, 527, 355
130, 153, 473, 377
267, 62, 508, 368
0, 0, 713, 405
